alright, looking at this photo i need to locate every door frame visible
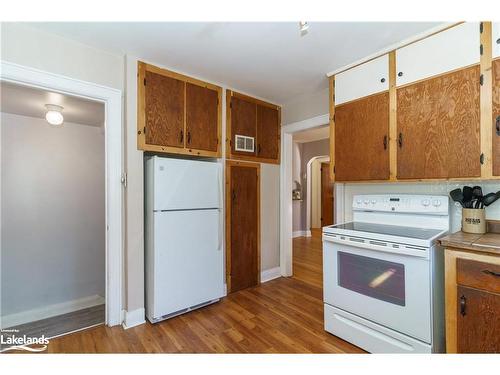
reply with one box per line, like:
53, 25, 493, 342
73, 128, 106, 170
306, 155, 330, 236
225, 160, 261, 293
280, 114, 330, 276
0, 61, 124, 326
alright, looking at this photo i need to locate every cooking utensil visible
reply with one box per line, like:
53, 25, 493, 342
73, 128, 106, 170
483, 191, 500, 207
449, 188, 464, 207
471, 186, 483, 208
462, 186, 473, 208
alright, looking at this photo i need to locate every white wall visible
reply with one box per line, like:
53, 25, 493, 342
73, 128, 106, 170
1, 112, 105, 316
261, 164, 280, 270
282, 87, 329, 125
338, 181, 500, 233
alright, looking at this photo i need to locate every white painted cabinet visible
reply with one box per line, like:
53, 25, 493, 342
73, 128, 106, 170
335, 54, 389, 105
396, 22, 480, 87
493, 22, 500, 59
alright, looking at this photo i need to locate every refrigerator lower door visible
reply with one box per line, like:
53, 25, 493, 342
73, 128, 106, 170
149, 209, 223, 321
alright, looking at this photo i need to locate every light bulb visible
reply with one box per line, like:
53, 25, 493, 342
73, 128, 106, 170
45, 104, 64, 126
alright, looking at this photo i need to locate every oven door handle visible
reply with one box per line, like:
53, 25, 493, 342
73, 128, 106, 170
322, 233, 429, 259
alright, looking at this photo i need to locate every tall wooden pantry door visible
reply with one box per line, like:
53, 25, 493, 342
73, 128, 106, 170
321, 162, 334, 227
226, 161, 260, 293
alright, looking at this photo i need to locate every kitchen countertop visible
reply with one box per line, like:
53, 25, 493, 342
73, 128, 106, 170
439, 231, 500, 256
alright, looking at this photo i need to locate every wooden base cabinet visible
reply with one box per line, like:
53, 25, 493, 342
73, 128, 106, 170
443, 246, 500, 353
137, 62, 222, 157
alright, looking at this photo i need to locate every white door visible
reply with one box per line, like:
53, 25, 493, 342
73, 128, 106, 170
323, 238, 431, 343
152, 156, 222, 211
396, 22, 480, 86
335, 54, 389, 105
152, 209, 223, 319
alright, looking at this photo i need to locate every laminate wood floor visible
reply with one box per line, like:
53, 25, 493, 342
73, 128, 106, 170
12, 234, 363, 353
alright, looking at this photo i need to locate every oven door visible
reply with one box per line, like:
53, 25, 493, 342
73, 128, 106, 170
323, 234, 431, 343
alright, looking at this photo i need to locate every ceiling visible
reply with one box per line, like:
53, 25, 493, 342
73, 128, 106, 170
293, 125, 329, 143
0, 81, 105, 126
29, 22, 441, 104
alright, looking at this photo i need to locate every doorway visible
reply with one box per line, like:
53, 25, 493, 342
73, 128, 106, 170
0, 62, 123, 337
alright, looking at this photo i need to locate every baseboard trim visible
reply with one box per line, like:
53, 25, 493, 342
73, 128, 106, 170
1, 294, 105, 329
293, 230, 306, 238
122, 308, 146, 329
305, 230, 312, 237
261, 267, 282, 283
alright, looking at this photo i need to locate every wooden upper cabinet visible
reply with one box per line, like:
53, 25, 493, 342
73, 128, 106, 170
231, 95, 257, 157
227, 90, 281, 164
335, 54, 388, 105
137, 61, 222, 157
256, 104, 280, 160
185, 82, 219, 152
397, 65, 481, 179
144, 70, 185, 148
396, 22, 480, 87
335, 92, 390, 181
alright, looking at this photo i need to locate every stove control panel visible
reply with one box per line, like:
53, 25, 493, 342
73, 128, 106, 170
352, 194, 449, 215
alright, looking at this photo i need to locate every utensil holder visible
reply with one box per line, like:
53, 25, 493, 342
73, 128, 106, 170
462, 208, 486, 234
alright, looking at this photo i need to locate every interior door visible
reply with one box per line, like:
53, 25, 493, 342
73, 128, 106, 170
493, 59, 500, 175
231, 96, 256, 156
321, 162, 334, 226
457, 285, 500, 353
145, 70, 185, 148
229, 164, 259, 293
256, 104, 279, 160
335, 92, 390, 181
185, 82, 219, 152
397, 65, 480, 179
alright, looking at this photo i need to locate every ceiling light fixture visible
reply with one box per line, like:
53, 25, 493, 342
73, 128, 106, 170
299, 21, 309, 36
45, 104, 64, 126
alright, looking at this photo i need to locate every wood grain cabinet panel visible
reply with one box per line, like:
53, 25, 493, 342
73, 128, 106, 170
227, 163, 260, 293
334, 92, 390, 181
397, 65, 481, 179
493, 59, 500, 175
457, 285, 500, 353
321, 162, 333, 226
186, 82, 219, 152
145, 70, 185, 148
231, 96, 257, 157
256, 104, 279, 160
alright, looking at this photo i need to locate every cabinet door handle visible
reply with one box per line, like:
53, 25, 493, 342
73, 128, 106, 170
398, 133, 403, 148
187, 131, 191, 145
180, 130, 184, 144
496, 116, 500, 136
380, 78, 386, 83
383, 135, 388, 150
232, 189, 236, 202
460, 295, 467, 316
258, 144, 261, 154
398, 72, 404, 77
482, 269, 500, 277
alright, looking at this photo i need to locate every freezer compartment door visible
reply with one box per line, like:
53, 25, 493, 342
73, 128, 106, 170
152, 156, 222, 210
151, 209, 224, 319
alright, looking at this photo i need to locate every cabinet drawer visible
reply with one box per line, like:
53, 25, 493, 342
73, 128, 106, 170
457, 258, 500, 294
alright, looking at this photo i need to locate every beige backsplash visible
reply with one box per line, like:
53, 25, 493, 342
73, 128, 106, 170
338, 181, 500, 233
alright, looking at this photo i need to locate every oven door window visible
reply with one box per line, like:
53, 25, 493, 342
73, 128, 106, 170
338, 251, 405, 306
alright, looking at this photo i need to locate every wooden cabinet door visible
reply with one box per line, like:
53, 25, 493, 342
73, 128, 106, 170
493, 59, 500, 175
335, 92, 390, 181
335, 54, 389, 105
145, 70, 185, 148
256, 104, 279, 160
231, 96, 256, 156
321, 163, 333, 226
492, 22, 500, 59
397, 65, 481, 179
185, 82, 219, 152
228, 163, 259, 293
457, 285, 500, 353
396, 22, 479, 87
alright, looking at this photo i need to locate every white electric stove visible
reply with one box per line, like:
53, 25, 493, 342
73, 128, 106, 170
322, 194, 449, 353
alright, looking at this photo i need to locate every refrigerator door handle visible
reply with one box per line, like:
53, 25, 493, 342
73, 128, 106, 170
217, 165, 223, 251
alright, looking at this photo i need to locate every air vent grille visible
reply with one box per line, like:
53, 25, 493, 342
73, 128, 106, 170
234, 135, 255, 152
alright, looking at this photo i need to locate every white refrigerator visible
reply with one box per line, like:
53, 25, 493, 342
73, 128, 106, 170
145, 156, 224, 323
